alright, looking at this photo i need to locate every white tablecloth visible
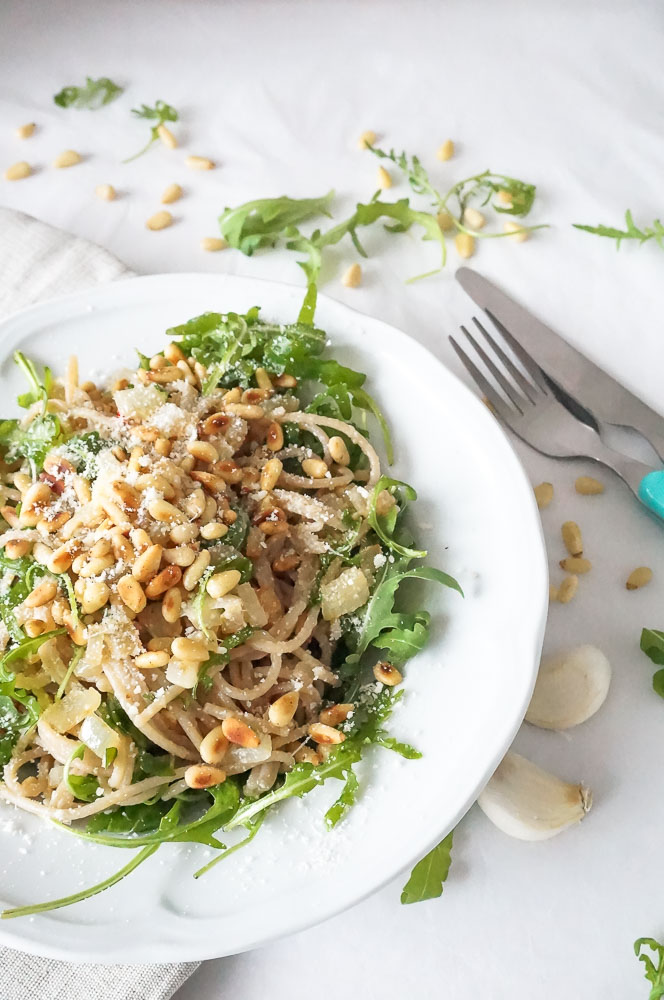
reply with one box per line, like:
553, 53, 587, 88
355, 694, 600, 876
1, 1, 664, 996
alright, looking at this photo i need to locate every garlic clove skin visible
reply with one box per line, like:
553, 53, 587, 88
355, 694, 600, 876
526, 644, 611, 730
478, 751, 592, 841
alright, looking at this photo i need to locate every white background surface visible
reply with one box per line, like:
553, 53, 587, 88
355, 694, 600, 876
1, 0, 663, 996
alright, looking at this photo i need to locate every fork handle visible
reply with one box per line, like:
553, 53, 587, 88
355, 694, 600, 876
638, 470, 664, 520
586, 439, 664, 520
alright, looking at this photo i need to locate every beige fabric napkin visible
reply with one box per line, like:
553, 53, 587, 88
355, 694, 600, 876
0, 206, 200, 997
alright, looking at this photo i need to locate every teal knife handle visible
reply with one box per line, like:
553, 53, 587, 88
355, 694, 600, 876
638, 470, 664, 520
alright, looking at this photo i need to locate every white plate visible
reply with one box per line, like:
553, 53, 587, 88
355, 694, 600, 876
0, 273, 547, 963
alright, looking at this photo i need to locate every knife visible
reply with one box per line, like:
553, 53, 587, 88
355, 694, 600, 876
455, 267, 664, 461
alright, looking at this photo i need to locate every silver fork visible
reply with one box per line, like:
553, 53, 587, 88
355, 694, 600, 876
449, 317, 664, 521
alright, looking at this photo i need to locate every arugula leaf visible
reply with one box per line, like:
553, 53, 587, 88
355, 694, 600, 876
219, 192, 335, 255
100, 695, 152, 751
194, 814, 264, 878
54, 77, 123, 110
63, 431, 108, 479
193, 626, 254, 694
324, 759, 360, 828
0, 554, 39, 644
125, 100, 178, 161
0, 683, 40, 767
1, 628, 66, 682
635, 938, 664, 999
640, 629, 664, 698
133, 749, 174, 782
64, 744, 100, 803
368, 476, 426, 560
14, 351, 51, 410
574, 211, 664, 250
401, 830, 454, 904
0, 414, 61, 473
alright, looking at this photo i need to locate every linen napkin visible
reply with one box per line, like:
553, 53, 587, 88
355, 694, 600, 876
0, 206, 200, 998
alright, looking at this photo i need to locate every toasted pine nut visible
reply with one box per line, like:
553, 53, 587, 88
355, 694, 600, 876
250, 367, 271, 391
497, 189, 513, 206
561, 521, 583, 557
128, 447, 144, 473
187, 440, 218, 463
200, 411, 231, 436
358, 130, 376, 150
141, 366, 181, 385
534, 482, 554, 509
78, 553, 114, 578
455, 232, 475, 259
54, 149, 81, 168
274, 373, 297, 389
148, 498, 185, 523
161, 585, 182, 623
184, 764, 226, 789
224, 403, 265, 420
130, 527, 152, 553
222, 717, 260, 748
81, 580, 111, 614
90, 538, 112, 559
135, 650, 170, 669
157, 123, 177, 148
25, 579, 58, 608
223, 387, 242, 404
319, 703, 354, 726
155, 437, 172, 457
463, 207, 486, 230
504, 221, 529, 242
272, 552, 300, 574
557, 574, 579, 603
99, 498, 131, 528
256, 507, 288, 536
182, 488, 207, 520
309, 722, 345, 745
575, 476, 604, 496
145, 565, 182, 599
437, 210, 455, 232
373, 661, 403, 686
436, 139, 454, 161
110, 479, 141, 511
146, 210, 173, 231
25, 620, 44, 638
95, 183, 116, 201
117, 574, 147, 613
172, 636, 209, 661
5, 539, 30, 560
166, 657, 199, 688
328, 436, 350, 466
5, 161, 32, 180
15, 123, 35, 139
183, 550, 210, 591
260, 458, 283, 492
560, 557, 592, 574
549, 584, 559, 602
33, 541, 53, 565
265, 422, 284, 452
24, 482, 52, 508
626, 566, 653, 590
132, 544, 163, 582
199, 726, 229, 765
294, 745, 321, 765
342, 263, 362, 288
161, 182, 182, 204
201, 237, 227, 252
302, 458, 329, 479
216, 460, 243, 485
200, 522, 227, 540
163, 545, 196, 567
222, 509, 238, 525
37, 511, 72, 535
185, 155, 214, 170
190, 471, 227, 494
206, 569, 241, 599
268, 691, 299, 727
1, 506, 20, 528
377, 165, 392, 189
110, 530, 134, 563
170, 523, 199, 544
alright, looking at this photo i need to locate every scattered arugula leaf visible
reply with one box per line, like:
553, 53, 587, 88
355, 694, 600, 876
401, 830, 454, 904
64, 744, 100, 803
63, 430, 108, 479
574, 211, 664, 250
194, 814, 265, 878
0, 683, 40, 767
14, 351, 51, 411
368, 476, 426, 560
640, 629, 664, 698
54, 77, 123, 110
635, 938, 664, 999
125, 100, 178, 161
1, 629, 66, 683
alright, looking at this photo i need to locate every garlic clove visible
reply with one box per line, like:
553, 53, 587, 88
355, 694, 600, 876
478, 751, 592, 841
526, 644, 611, 730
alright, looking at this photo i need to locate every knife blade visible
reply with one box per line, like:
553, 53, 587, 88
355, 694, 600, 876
456, 267, 664, 461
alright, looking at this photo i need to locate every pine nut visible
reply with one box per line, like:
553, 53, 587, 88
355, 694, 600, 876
128, 447, 144, 473
130, 527, 152, 553
436, 139, 454, 161
148, 637, 173, 653
190, 471, 227, 494
142, 367, 181, 385
200, 522, 227, 540
256, 507, 288, 536
185, 155, 215, 170
377, 166, 392, 189
260, 458, 283, 491
170, 523, 199, 544
166, 658, 199, 688
455, 232, 475, 259
463, 207, 486, 230
222, 509, 238, 525
110, 480, 140, 511
5, 539, 30, 560
222, 717, 260, 748
302, 458, 329, 479
504, 221, 529, 242
534, 482, 554, 509
15, 123, 35, 139
342, 263, 362, 288
206, 569, 241, 599
146, 210, 173, 231
95, 183, 116, 201
271, 552, 300, 574
99, 498, 131, 528
626, 566, 653, 590
172, 636, 209, 661
183, 550, 211, 591
145, 565, 182, 599
358, 130, 376, 150
561, 521, 583, 557
184, 764, 226, 789
25, 620, 44, 638
200, 411, 230, 435
25, 579, 58, 608
24, 482, 52, 508
223, 387, 242, 404
224, 403, 265, 420
199, 726, 229, 765
157, 123, 177, 148
266, 422, 284, 452
575, 476, 604, 496
182, 488, 208, 518
557, 574, 579, 603
328, 436, 350, 466
437, 210, 455, 232
155, 437, 172, 457
37, 511, 72, 534
148, 499, 185, 523
79, 553, 115, 578
110, 530, 134, 563
33, 542, 54, 565
163, 545, 196, 567
90, 538, 112, 559
549, 584, 559, 602
81, 580, 110, 614
295, 745, 321, 765
161, 183, 182, 204
135, 650, 170, 669
319, 703, 354, 726
201, 237, 227, 252
497, 189, 513, 206
187, 440, 219, 463
253, 367, 272, 390
373, 661, 402, 686
4, 161, 32, 180
118, 575, 147, 613
216, 460, 243, 484
560, 557, 592, 574
309, 722, 345, 745
1, 506, 19, 529
161, 586, 182, 623
131, 544, 163, 582
54, 150, 81, 168
274, 373, 297, 389
268, 691, 299, 727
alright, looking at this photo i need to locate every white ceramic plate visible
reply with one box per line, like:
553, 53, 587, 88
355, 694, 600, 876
0, 274, 547, 963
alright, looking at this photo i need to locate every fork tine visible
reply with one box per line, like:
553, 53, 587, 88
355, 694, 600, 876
449, 336, 517, 423
472, 317, 538, 404
484, 308, 549, 393
459, 325, 529, 414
